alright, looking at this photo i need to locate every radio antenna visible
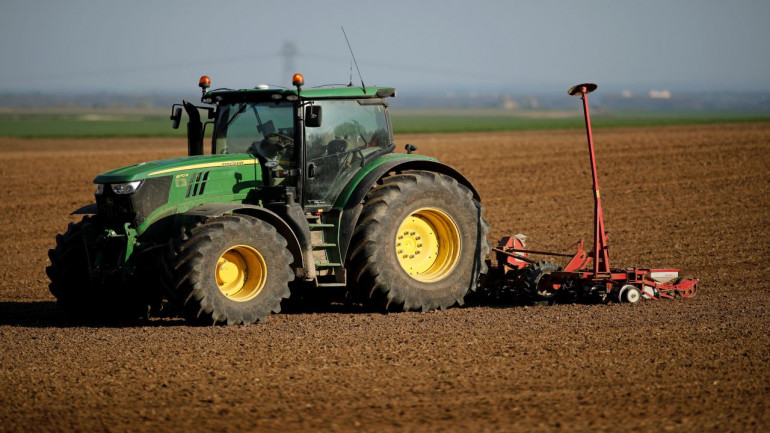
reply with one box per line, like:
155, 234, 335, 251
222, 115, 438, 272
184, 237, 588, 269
341, 26, 366, 93
348, 59, 354, 87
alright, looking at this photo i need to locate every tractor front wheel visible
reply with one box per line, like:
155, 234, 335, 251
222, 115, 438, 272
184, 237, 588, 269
46, 216, 161, 321
166, 215, 293, 325
348, 171, 490, 311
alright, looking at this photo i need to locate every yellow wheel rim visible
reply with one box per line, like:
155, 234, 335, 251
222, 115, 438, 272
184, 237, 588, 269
395, 208, 461, 282
216, 245, 267, 302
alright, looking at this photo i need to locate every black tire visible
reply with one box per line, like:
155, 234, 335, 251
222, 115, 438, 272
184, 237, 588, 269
348, 170, 491, 312
166, 215, 293, 325
522, 261, 561, 306
46, 216, 161, 322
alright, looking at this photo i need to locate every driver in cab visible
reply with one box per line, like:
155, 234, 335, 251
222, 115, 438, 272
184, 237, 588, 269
248, 121, 296, 186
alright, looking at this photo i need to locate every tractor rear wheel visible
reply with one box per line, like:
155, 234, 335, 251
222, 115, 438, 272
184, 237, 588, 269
522, 261, 561, 306
348, 171, 490, 311
166, 215, 293, 325
46, 216, 161, 321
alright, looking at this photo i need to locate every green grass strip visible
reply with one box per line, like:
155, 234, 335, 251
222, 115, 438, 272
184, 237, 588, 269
1, 110, 768, 138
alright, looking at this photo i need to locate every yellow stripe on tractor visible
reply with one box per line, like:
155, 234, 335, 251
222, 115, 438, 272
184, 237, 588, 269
149, 159, 259, 176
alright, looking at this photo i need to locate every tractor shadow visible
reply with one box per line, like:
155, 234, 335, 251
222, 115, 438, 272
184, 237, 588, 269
0, 301, 187, 328
279, 287, 532, 315
0, 293, 532, 328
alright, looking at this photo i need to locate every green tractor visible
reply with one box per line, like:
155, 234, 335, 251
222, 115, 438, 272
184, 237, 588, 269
47, 74, 490, 325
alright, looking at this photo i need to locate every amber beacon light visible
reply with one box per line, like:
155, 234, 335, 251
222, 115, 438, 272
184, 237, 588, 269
198, 75, 211, 95
292, 73, 304, 89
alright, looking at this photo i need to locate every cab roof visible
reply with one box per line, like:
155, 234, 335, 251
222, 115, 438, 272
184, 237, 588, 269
203, 86, 396, 103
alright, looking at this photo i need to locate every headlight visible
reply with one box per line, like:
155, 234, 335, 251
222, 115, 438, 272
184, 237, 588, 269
111, 181, 143, 195
95, 184, 105, 195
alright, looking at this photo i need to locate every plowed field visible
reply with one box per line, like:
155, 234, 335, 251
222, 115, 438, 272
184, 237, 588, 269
1, 123, 768, 432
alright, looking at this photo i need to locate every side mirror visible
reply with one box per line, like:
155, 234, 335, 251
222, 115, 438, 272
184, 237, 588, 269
170, 106, 183, 129
305, 105, 322, 127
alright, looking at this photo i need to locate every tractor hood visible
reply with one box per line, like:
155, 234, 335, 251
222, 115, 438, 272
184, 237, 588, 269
94, 154, 260, 184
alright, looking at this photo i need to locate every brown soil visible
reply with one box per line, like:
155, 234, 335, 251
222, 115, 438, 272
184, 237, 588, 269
1, 124, 768, 433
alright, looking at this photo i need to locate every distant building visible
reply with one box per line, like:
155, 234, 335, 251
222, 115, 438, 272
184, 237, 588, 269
524, 96, 539, 109
500, 93, 519, 110
649, 89, 672, 99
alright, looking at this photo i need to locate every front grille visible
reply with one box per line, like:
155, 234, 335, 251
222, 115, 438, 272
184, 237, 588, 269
95, 176, 171, 227
96, 192, 134, 224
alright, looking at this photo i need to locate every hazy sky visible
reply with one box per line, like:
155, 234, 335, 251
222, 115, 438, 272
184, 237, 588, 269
2, 0, 768, 94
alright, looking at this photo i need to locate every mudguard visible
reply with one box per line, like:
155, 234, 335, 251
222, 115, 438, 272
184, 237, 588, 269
181, 203, 306, 276
334, 157, 482, 260
71, 203, 98, 215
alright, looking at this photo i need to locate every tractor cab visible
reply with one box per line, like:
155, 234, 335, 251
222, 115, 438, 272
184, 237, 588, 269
172, 74, 396, 211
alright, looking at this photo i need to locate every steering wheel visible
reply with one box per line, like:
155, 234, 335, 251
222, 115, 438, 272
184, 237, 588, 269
249, 133, 293, 159
265, 132, 294, 150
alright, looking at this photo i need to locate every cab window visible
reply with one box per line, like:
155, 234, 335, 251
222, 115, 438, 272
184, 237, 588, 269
213, 102, 294, 157
304, 99, 391, 205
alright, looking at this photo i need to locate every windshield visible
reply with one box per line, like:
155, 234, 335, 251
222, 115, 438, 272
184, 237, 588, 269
213, 101, 294, 156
